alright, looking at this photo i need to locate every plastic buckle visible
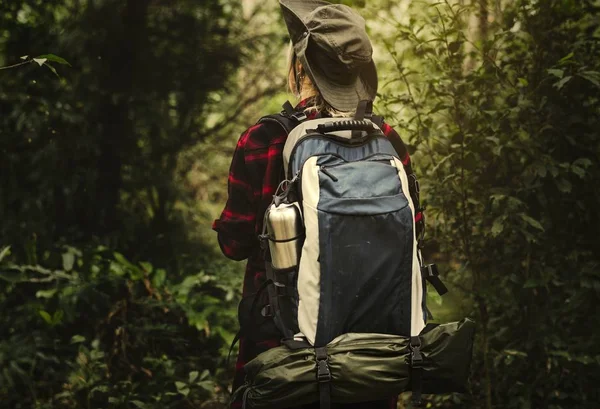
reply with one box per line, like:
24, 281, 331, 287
291, 111, 307, 122
409, 337, 424, 368
422, 264, 439, 278
260, 304, 273, 317
258, 234, 269, 251
317, 359, 331, 382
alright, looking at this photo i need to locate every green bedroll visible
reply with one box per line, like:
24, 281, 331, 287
234, 318, 475, 408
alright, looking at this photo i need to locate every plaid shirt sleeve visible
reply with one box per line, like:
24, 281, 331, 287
212, 126, 261, 261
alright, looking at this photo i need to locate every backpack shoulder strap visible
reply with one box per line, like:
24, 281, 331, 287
258, 101, 308, 135
371, 114, 384, 129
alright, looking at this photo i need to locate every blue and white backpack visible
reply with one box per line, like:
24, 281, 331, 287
257, 100, 447, 346
230, 100, 473, 409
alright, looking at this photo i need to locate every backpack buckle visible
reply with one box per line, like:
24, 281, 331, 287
421, 264, 449, 296
315, 347, 331, 382
409, 336, 424, 369
260, 304, 273, 318
281, 101, 307, 122
317, 359, 331, 382
421, 264, 439, 278
291, 111, 307, 122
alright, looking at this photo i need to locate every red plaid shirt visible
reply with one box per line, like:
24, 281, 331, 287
213, 100, 416, 409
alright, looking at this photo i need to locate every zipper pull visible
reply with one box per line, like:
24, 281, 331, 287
320, 166, 338, 182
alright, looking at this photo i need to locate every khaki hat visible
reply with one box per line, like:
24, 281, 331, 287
280, 0, 378, 112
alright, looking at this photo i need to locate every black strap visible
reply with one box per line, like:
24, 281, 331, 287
282, 100, 308, 122
227, 330, 242, 368
371, 114, 384, 128
410, 336, 424, 407
282, 100, 296, 116
421, 264, 448, 296
315, 347, 331, 409
258, 115, 298, 136
265, 262, 296, 339
353, 100, 373, 139
354, 100, 373, 120
226, 279, 274, 366
281, 338, 312, 349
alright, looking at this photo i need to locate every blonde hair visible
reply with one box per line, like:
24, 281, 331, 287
286, 44, 354, 118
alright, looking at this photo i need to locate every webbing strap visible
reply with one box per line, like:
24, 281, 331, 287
315, 347, 331, 409
421, 264, 448, 296
226, 279, 274, 366
355, 100, 373, 120
265, 262, 296, 339
353, 100, 373, 139
282, 100, 296, 116
410, 336, 424, 406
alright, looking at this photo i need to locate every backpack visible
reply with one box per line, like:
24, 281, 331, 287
232, 100, 471, 408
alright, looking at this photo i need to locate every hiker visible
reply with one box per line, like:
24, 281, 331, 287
213, 1, 421, 408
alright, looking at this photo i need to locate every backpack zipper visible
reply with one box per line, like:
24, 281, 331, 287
319, 166, 339, 181
287, 134, 388, 178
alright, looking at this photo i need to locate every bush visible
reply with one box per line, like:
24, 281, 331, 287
0, 245, 238, 409
378, 0, 600, 407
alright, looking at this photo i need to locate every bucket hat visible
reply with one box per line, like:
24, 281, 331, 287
279, 0, 378, 112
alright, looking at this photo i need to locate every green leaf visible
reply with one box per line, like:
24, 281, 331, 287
139, 261, 153, 273
130, 401, 148, 409
39, 310, 53, 324
518, 78, 529, 87
578, 71, 600, 88
53, 309, 64, 324
36, 54, 71, 66
491, 218, 504, 236
574, 158, 592, 168
553, 76, 572, 90
547, 69, 564, 79
175, 381, 187, 391
36, 289, 57, 299
20, 55, 28, 60
504, 349, 527, 357
556, 178, 572, 193
197, 381, 213, 392
70, 335, 86, 344
523, 279, 541, 288
571, 166, 585, 179
113, 252, 139, 270
189, 371, 199, 383
0, 270, 26, 283
558, 52, 574, 64
519, 214, 544, 231
62, 252, 75, 272
44, 63, 59, 78
33, 58, 47, 67
199, 369, 210, 381
152, 268, 166, 288
0, 246, 11, 263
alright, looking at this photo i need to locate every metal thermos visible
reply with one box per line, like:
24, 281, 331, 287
265, 202, 303, 270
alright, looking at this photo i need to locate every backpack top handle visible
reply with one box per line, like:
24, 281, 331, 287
315, 119, 376, 134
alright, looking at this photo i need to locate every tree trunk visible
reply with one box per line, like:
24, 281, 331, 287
93, 0, 150, 235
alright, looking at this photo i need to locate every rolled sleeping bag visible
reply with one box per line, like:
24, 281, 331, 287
233, 318, 476, 408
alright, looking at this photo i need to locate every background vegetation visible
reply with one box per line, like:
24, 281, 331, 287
1, 0, 598, 408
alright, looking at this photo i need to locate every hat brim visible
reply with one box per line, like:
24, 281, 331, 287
281, 0, 378, 112
298, 40, 378, 112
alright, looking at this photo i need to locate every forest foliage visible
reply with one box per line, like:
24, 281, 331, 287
1, 0, 599, 408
